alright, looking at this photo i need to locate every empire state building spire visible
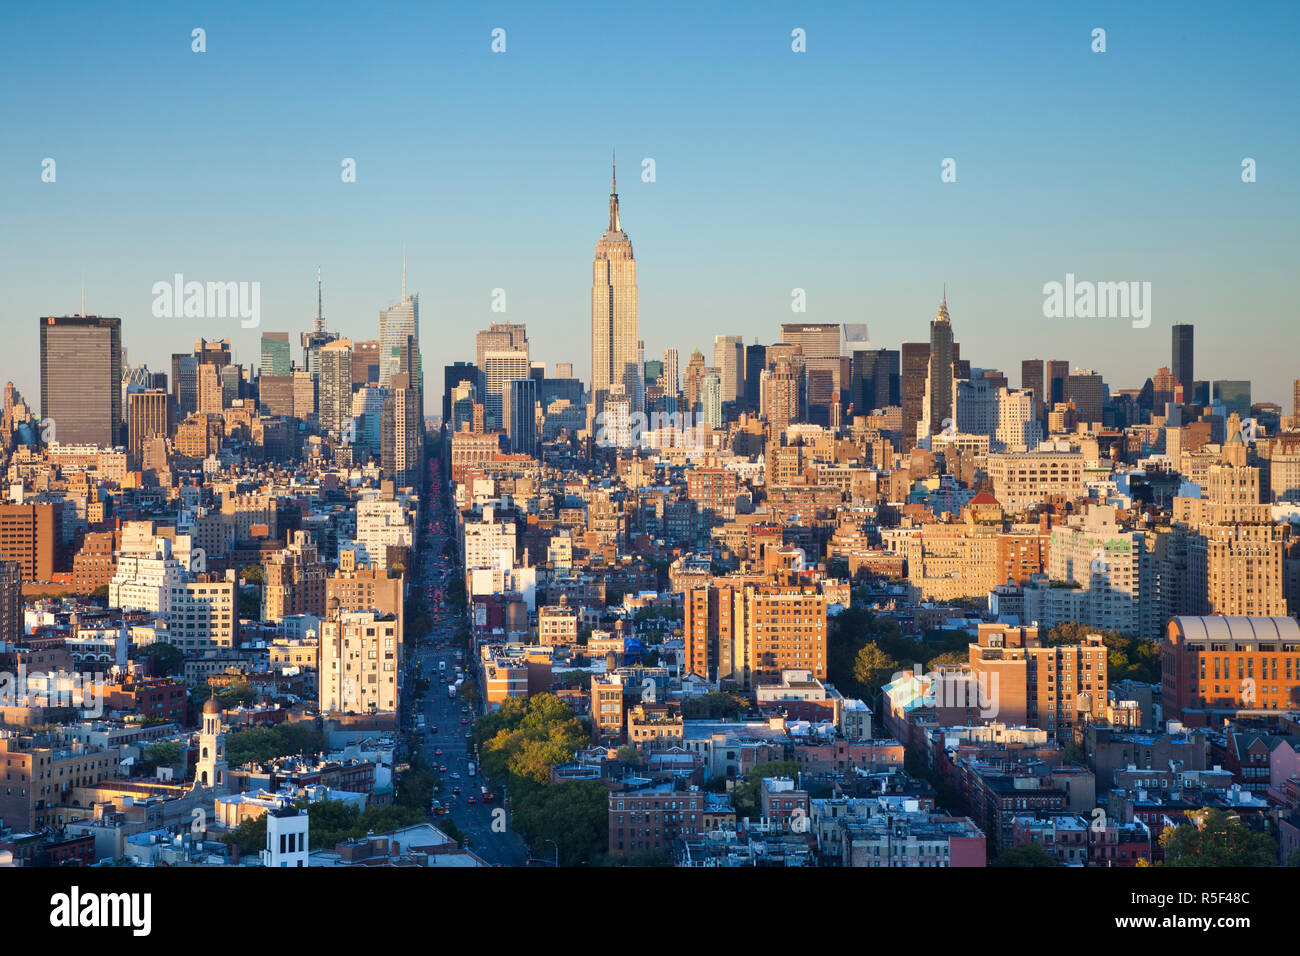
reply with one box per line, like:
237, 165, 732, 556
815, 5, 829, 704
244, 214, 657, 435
608, 151, 621, 233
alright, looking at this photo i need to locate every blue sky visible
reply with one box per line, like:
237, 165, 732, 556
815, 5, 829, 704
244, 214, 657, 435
1, 0, 1296, 415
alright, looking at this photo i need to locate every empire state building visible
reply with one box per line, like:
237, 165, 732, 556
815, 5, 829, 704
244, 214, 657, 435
591, 156, 640, 413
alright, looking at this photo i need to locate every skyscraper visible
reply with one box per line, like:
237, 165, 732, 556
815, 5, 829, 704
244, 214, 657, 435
761, 360, 801, 433
505, 377, 538, 456
318, 338, 355, 437
1021, 359, 1044, 421
900, 342, 931, 452
476, 323, 528, 373
260, 332, 291, 377
700, 371, 723, 429
744, 343, 767, 410
850, 348, 900, 415
591, 156, 639, 413
351, 339, 381, 387
443, 361, 481, 425
1213, 380, 1252, 418
1066, 369, 1106, 424
1172, 324, 1194, 394
40, 315, 122, 447
662, 348, 680, 399
379, 255, 419, 393
302, 270, 339, 381
382, 371, 421, 487
197, 363, 223, 415
1047, 360, 1069, 408
684, 351, 708, 413
483, 349, 531, 430
780, 323, 840, 419
921, 295, 955, 439
172, 353, 198, 421
713, 335, 745, 405
127, 388, 168, 462
1180, 427, 1286, 617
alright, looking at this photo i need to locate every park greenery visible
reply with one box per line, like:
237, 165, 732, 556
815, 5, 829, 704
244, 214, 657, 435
680, 691, 746, 720
511, 779, 609, 866
1154, 808, 1278, 867
472, 693, 588, 796
224, 721, 328, 768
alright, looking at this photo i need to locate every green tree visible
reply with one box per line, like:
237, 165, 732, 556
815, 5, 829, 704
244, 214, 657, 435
135, 740, 183, 777
925, 650, 967, 669
601, 849, 672, 867
991, 843, 1060, 867
472, 694, 587, 797
239, 591, 262, 619
225, 722, 327, 767
851, 642, 899, 696
680, 692, 744, 720
437, 816, 466, 847
136, 642, 184, 677
512, 780, 608, 866
1044, 623, 1160, 684
395, 766, 438, 810
239, 564, 265, 585
1159, 808, 1278, 867
222, 813, 269, 855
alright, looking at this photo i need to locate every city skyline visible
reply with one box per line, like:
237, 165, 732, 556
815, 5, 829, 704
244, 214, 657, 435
2, 1, 1297, 413
3, 0, 1300, 894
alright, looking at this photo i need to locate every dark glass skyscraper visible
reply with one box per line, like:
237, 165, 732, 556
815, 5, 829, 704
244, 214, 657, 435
443, 361, 481, 425
851, 348, 900, 414
744, 344, 767, 410
1021, 359, 1044, 420
900, 342, 930, 452
260, 332, 291, 377
40, 315, 122, 446
1047, 359, 1069, 407
1172, 323, 1194, 393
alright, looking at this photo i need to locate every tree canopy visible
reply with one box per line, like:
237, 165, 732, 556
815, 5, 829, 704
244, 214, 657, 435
512, 780, 608, 866
1044, 622, 1160, 684
991, 843, 1060, 867
224, 721, 328, 768
1159, 808, 1277, 867
136, 642, 184, 677
472, 693, 588, 797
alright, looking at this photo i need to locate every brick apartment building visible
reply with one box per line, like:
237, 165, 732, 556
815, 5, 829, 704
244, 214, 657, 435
609, 782, 705, 856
